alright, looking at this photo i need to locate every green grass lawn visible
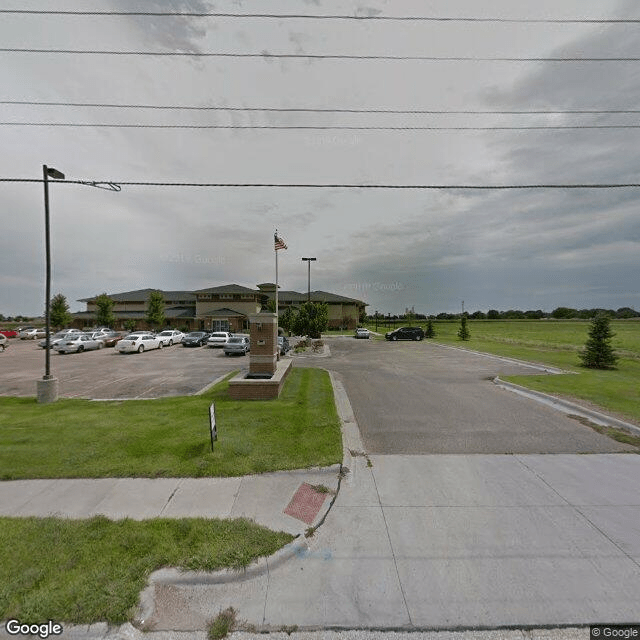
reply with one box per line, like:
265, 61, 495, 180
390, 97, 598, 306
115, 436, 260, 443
0, 367, 342, 480
374, 319, 640, 425
0, 515, 293, 624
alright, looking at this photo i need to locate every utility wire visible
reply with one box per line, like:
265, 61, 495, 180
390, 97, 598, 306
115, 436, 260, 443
2, 122, 640, 130
3, 178, 640, 189
1, 48, 640, 61
3, 100, 640, 115
0, 10, 639, 23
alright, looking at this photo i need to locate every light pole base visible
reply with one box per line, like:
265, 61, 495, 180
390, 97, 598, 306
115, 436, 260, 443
37, 377, 59, 404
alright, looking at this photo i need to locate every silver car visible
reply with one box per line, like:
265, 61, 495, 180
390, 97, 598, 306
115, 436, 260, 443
223, 336, 250, 356
39, 330, 82, 349
57, 333, 104, 354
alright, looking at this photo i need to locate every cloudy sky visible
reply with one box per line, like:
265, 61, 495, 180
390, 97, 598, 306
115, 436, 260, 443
2, 0, 640, 317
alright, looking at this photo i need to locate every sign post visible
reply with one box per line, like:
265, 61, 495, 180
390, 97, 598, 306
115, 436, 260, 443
209, 402, 217, 451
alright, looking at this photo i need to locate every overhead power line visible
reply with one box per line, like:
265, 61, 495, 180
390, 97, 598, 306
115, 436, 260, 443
3, 100, 640, 115
0, 10, 639, 23
3, 178, 640, 190
2, 122, 640, 131
2, 48, 640, 61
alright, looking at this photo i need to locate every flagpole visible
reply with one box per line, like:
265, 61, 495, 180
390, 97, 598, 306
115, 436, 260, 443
275, 230, 279, 321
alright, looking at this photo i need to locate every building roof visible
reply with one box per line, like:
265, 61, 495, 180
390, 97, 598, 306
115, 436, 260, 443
263, 289, 367, 306
193, 284, 258, 295
78, 289, 196, 303
201, 307, 248, 318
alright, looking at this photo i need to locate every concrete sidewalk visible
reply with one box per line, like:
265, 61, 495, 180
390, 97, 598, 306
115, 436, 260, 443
0, 467, 341, 536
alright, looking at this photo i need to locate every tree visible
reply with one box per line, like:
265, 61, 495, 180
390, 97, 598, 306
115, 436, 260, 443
124, 319, 137, 333
279, 306, 297, 336
457, 314, 470, 341
487, 309, 501, 320
424, 318, 436, 338
579, 313, 618, 369
145, 290, 166, 330
293, 301, 328, 339
94, 293, 116, 328
50, 293, 72, 329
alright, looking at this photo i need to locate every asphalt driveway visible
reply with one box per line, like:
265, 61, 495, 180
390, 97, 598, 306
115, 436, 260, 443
304, 337, 635, 454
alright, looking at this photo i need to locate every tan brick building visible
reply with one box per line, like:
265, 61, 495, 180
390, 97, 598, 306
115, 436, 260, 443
75, 283, 366, 331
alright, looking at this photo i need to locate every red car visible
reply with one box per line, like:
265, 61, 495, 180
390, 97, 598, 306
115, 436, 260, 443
0, 329, 18, 338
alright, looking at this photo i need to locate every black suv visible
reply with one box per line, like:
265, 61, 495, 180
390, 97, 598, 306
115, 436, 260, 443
385, 326, 424, 341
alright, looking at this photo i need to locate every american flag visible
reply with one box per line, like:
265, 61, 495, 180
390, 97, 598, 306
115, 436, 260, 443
274, 233, 287, 251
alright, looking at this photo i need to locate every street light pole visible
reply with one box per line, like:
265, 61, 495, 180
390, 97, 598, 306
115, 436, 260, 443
38, 165, 64, 403
301, 257, 317, 303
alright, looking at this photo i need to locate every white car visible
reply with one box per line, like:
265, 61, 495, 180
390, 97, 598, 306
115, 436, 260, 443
39, 330, 82, 348
0, 334, 7, 351
354, 328, 370, 339
57, 333, 104, 354
116, 333, 162, 353
156, 329, 184, 346
19, 328, 46, 340
207, 332, 232, 348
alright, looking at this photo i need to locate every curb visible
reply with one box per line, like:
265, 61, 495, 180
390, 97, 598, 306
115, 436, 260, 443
494, 377, 640, 436
136, 368, 361, 625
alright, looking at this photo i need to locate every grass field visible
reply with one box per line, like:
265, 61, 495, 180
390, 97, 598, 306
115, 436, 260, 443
0, 515, 293, 624
0, 367, 343, 480
368, 319, 640, 425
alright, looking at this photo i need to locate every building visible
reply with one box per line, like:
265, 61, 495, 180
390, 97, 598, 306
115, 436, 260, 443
75, 284, 366, 331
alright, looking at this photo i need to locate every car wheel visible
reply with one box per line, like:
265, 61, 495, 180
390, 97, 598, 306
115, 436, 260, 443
78, 345, 84, 353
158, 342, 163, 349
392, 336, 397, 341
138, 345, 144, 353
0, 344, 4, 351
417, 335, 423, 341
97, 342, 103, 349
169, 340, 173, 346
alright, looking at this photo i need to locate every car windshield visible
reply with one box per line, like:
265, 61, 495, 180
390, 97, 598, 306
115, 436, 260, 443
227, 337, 243, 344
211, 333, 227, 338
123, 335, 139, 340
188, 332, 205, 337
158, 331, 172, 336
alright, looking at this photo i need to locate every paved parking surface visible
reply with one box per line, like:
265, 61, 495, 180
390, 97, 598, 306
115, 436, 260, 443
0, 338, 247, 399
303, 337, 636, 454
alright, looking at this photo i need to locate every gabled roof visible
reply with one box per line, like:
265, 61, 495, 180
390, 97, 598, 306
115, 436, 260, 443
78, 289, 196, 303
193, 284, 258, 295
202, 307, 248, 318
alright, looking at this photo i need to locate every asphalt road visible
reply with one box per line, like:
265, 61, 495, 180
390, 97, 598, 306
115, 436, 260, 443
303, 337, 635, 454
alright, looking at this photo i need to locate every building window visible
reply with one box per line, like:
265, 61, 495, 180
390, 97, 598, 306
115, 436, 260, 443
219, 294, 233, 300
212, 320, 230, 332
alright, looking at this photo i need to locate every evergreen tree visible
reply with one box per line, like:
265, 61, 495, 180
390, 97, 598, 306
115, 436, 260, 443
49, 293, 72, 329
145, 290, 166, 330
424, 318, 436, 338
94, 293, 116, 328
457, 314, 470, 341
579, 313, 618, 369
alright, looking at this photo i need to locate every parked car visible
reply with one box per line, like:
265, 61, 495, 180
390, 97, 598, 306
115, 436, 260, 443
39, 329, 82, 349
96, 330, 123, 347
19, 328, 46, 340
116, 333, 162, 353
207, 331, 232, 348
0, 334, 7, 351
223, 336, 250, 356
156, 329, 184, 346
385, 326, 425, 341
181, 331, 209, 347
57, 333, 104, 354
277, 335, 290, 355
0, 329, 18, 338
355, 328, 370, 339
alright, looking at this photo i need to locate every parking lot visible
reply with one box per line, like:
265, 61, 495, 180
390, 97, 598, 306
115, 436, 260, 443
0, 338, 249, 399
